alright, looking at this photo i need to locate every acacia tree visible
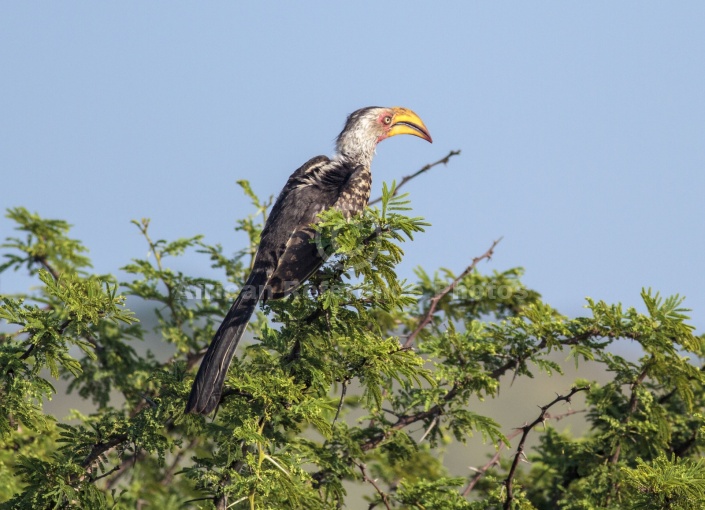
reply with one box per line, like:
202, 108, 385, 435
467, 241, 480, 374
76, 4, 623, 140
1, 154, 704, 509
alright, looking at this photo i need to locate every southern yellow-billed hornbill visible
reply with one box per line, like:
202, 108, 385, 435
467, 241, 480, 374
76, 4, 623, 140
186, 107, 432, 415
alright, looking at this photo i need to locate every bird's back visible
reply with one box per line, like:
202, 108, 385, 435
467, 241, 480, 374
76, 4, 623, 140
258, 155, 371, 300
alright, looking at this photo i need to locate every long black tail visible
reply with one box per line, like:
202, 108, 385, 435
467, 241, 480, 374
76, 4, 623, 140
186, 270, 267, 414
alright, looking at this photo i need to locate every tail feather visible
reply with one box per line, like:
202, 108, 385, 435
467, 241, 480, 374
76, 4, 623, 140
186, 270, 267, 414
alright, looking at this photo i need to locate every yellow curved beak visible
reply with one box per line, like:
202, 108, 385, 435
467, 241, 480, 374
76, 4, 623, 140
388, 107, 433, 143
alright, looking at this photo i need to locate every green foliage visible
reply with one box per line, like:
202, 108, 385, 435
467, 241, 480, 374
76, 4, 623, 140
622, 454, 705, 509
0, 182, 703, 509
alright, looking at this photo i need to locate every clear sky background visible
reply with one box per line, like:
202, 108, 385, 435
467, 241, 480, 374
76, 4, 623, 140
2, 2, 704, 335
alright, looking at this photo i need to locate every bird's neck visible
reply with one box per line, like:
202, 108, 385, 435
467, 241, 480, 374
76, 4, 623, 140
334, 132, 378, 169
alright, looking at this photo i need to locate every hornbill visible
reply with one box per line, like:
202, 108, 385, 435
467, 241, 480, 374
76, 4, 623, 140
186, 106, 432, 415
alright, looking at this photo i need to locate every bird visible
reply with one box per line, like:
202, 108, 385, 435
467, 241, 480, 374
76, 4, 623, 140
186, 106, 432, 415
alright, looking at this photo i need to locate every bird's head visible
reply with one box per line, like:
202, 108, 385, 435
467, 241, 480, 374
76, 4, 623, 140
335, 106, 432, 165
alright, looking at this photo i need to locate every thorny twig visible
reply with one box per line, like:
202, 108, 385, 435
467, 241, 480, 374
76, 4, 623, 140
503, 386, 590, 510
368, 150, 461, 206
89, 464, 121, 483
403, 238, 502, 349
463, 408, 585, 496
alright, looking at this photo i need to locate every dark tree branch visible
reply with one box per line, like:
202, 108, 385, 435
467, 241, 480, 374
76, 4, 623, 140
609, 359, 651, 465
672, 429, 699, 458
463, 408, 585, 496
80, 434, 129, 470
503, 386, 590, 510
332, 379, 349, 426
658, 364, 705, 405
214, 493, 227, 510
355, 461, 392, 510
489, 328, 620, 382
89, 464, 121, 483
403, 238, 502, 349
464, 429, 522, 496
34, 254, 60, 281
20, 318, 72, 360
368, 150, 461, 206
354, 328, 603, 456
105, 451, 145, 490
19, 344, 35, 361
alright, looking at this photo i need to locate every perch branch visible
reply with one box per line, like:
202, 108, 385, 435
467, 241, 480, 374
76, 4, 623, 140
368, 150, 461, 206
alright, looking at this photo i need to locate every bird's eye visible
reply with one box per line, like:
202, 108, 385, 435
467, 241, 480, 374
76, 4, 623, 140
383, 115, 392, 125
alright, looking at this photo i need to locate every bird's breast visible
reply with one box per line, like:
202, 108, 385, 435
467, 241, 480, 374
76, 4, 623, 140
335, 166, 371, 218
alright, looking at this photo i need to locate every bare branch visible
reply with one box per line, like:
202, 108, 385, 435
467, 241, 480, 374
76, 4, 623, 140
419, 416, 439, 443
34, 254, 60, 281
355, 461, 392, 510
332, 379, 349, 426
503, 386, 590, 509
105, 451, 144, 490
463, 428, 521, 496
462, 408, 585, 496
89, 464, 121, 483
80, 434, 129, 470
403, 238, 502, 349
368, 150, 461, 206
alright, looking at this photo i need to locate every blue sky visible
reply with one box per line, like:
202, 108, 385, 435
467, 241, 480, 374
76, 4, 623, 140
2, 2, 704, 333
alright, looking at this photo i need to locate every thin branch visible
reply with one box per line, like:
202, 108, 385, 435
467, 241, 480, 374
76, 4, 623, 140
88, 412, 177, 487
503, 386, 590, 510
609, 359, 651, 465
332, 379, 349, 426
353, 330, 599, 456
464, 429, 522, 496
133, 219, 187, 332
106, 434, 192, 490
368, 150, 461, 206
105, 451, 145, 490
19, 318, 72, 360
355, 461, 392, 510
89, 464, 121, 483
19, 343, 35, 360
462, 408, 585, 496
418, 416, 439, 443
361, 407, 440, 453
80, 434, 129, 470
34, 254, 60, 281
489, 329, 608, 381
672, 429, 699, 458
403, 238, 502, 349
